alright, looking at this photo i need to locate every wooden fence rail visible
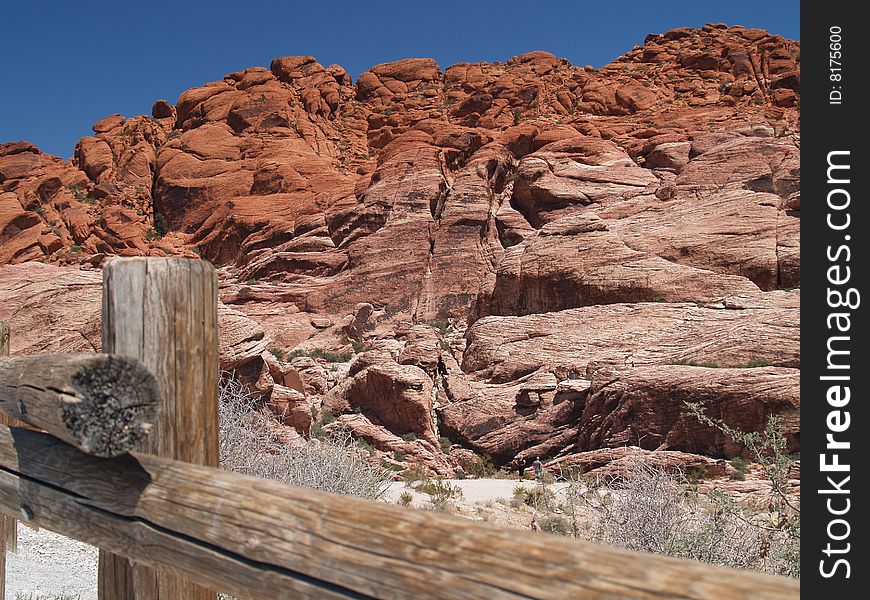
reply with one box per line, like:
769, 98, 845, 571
0, 424, 799, 600
0, 353, 160, 457
0, 258, 801, 600
0, 322, 14, 598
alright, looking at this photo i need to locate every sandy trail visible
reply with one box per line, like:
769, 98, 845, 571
384, 478, 571, 508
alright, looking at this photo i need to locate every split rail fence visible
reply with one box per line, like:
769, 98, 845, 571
0, 257, 799, 599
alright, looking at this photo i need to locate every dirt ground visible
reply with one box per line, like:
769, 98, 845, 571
6, 524, 97, 599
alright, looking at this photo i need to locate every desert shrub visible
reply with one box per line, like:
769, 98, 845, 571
268, 348, 287, 361
465, 452, 496, 478
539, 515, 569, 536
586, 462, 796, 576
356, 438, 376, 456
401, 432, 417, 442
673, 358, 720, 368
512, 484, 555, 510
153, 212, 169, 236
320, 409, 335, 425
307, 347, 353, 362
686, 404, 800, 576
743, 358, 773, 368
429, 320, 451, 334
684, 467, 706, 484
402, 463, 428, 485
730, 456, 750, 480
438, 435, 453, 453
310, 422, 326, 440
415, 477, 463, 512
219, 373, 389, 500
283, 347, 352, 363
398, 491, 414, 506
592, 465, 742, 557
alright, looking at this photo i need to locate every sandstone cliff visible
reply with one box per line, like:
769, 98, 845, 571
0, 24, 800, 476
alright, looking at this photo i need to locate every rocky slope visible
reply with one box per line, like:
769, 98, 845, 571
0, 24, 800, 477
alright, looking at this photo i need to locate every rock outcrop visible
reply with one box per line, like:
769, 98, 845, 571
0, 24, 800, 475
0, 262, 267, 372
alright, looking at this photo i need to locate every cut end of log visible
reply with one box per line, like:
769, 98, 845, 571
63, 356, 161, 457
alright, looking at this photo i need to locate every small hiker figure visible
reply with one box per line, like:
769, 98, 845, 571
518, 460, 526, 480
530, 518, 539, 532
532, 456, 544, 481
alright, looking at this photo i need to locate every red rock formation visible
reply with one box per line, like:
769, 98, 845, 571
546, 447, 729, 481
577, 365, 800, 457
0, 25, 800, 471
0, 262, 267, 371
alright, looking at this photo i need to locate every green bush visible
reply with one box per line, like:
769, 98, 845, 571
438, 435, 453, 453
513, 484, 555, 509
673, 358, 720, 368
268, 348, 288, 361
356, 438, 376, 456
153, 212, 169, 236
280, 347, 353, 363
730, 456, 751, 473
539, 515, 569, 536
401, 432, 417, 442
402, 463, 428, 485
686, 403, 800, 576
684, 467, 706, 485
429, 320, 451, 334
743, 358, 773, 368
415, 477, 463, 511
465, 452, 496, 478
307, 347, 353, 362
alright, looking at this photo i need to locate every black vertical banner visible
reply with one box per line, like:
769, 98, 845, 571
802, 2, 866, 596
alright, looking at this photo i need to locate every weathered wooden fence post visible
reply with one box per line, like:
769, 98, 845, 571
98, 258, 219, 600
0, 321, 12, 600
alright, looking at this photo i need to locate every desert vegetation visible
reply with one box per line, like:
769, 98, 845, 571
495, 410, 801, 578
219, 372, 798, 578
219, 372, 390, 500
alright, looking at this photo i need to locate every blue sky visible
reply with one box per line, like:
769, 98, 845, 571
1, 1, 799, 158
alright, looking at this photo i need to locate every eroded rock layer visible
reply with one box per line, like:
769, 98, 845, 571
0, 24, 800, 475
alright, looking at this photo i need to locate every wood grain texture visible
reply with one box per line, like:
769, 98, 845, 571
0, 425, 799, 600
99, 258, 219, 600
0, 353, 160, 457
0, 321, 9, 600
